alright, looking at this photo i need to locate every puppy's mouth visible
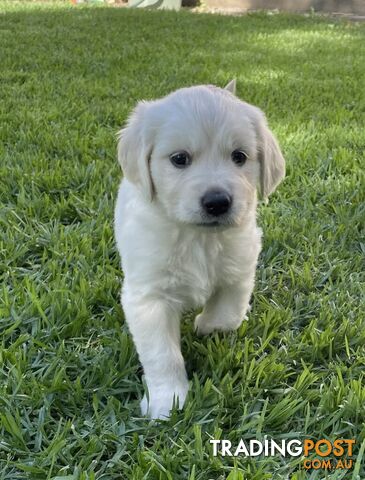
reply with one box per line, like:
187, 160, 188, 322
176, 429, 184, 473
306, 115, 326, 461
196, 221, 220, 227
195, 217, 236, 228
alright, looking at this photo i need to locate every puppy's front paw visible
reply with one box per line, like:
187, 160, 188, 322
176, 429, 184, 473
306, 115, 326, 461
140, 381, 189, 420
194, 312, 216, 336
195, 311, 248, 336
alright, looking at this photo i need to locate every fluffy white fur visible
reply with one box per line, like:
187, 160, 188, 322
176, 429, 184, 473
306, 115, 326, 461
114, 81, 285, 419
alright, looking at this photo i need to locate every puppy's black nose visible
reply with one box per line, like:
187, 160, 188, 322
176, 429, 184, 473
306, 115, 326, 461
201, 190, 232, 217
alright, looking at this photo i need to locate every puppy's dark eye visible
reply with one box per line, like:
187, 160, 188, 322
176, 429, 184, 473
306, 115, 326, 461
169, 151, 191, 169
231, 150, 248, 166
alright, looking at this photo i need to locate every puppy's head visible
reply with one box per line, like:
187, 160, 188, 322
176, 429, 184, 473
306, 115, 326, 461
118, 81, 285, 227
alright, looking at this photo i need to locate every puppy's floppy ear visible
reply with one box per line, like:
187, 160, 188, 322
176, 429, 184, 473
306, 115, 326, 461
253, 108, 285, 201
224, 79, 236, 95
117, 101, 154, 201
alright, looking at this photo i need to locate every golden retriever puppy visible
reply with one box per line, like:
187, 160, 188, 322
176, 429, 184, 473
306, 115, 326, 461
114, 80, 285, 419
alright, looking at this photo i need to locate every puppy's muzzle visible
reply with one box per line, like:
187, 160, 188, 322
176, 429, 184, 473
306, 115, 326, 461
201, 189, 232, 217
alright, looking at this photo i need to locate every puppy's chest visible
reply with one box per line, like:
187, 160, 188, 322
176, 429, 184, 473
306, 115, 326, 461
162, 233, 239, 307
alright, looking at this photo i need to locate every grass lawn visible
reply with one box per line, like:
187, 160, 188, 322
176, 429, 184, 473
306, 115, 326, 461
0, 1, 364, 478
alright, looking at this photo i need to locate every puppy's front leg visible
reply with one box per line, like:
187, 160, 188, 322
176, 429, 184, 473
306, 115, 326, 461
122, 291, 188, 419
195, 280, 254, 336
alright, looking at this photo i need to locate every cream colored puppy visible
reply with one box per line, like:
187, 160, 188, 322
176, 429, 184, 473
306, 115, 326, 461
114, 80, 285, 419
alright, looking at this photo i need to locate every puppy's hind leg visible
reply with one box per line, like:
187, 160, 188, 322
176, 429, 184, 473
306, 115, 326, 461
122, 289, 189, 420
195, 280, 254, 336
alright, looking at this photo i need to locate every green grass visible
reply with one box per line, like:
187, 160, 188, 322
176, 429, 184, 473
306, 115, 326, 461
0, 1, 364, 478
